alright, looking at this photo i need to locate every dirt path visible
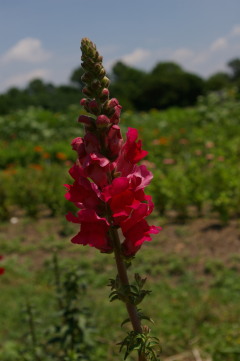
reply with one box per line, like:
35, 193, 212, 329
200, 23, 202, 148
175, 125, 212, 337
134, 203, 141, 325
1, 215, 239, 274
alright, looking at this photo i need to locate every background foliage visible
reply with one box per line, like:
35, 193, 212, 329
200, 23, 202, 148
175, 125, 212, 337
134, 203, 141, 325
0, 89, 240, 223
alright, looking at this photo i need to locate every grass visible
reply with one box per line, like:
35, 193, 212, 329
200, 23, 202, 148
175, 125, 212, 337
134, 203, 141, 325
0, 215, 240, 361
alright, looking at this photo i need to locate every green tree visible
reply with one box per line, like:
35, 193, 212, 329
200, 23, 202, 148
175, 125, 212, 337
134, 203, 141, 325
137, 62, 204, 110
227, 58, 240, 90
206, 72, 231, 91
227, 58, 240, 81
0, 87, 29, 114
110, 61, 147, 109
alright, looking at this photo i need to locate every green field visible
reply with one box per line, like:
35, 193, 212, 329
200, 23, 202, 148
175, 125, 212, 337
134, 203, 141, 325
0, 89, 240, 360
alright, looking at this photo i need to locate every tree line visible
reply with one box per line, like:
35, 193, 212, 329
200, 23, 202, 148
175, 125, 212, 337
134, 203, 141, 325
0, 58, 240, 115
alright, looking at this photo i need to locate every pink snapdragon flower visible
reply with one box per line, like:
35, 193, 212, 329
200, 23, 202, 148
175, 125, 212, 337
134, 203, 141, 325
66, 128, 161, 256
65, 38, 161, 257
66, 210, 111, 252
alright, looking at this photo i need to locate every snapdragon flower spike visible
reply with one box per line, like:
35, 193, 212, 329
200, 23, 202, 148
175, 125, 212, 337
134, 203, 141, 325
65, 38, 161, 257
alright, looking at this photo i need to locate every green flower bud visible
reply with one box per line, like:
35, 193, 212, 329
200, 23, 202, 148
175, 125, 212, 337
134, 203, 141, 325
94, 63, 102, 74
101, 76, 110, 88
99, 68, 106, 79
91, 79, 101, 91
81, 71, 92, 84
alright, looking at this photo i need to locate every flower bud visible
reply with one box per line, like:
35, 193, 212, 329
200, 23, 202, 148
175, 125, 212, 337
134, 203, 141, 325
99, 88, 109, 102
91, 79, 101, 90
80, 38, 89, 52
82, 87, 92, 97
93, 50, 100, 61
108, 98, 119, 108
96, 115, 110, 127
102, 88, 109, 96
80, 98, 87, 106
96, 55, 103, 63
78, 115, 94, 126
110, 105, 122, 124
101, 76, 110, 88
88, 100, 101, 115
98, 68, 106, 79
94, 63, 102, 73
80, 98, 91, 112
81, 61, 88, 70
81, 71, 92, 83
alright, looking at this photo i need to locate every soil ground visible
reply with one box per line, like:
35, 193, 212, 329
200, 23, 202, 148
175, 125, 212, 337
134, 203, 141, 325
1, 214, 239, 273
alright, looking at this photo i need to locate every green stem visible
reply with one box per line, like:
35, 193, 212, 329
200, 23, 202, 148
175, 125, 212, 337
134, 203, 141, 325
53, 251, 64, 310
25, 300, 42, 361
110, 227, 146, 361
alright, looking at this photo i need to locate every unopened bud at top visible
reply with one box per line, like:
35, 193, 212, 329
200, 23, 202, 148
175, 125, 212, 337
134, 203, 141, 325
80, 38, 112, 107
81, 38, 97, 59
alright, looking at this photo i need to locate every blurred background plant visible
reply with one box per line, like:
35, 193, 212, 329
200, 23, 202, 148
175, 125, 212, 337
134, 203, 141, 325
1, 89, 240, 224
18, 253, 96, 361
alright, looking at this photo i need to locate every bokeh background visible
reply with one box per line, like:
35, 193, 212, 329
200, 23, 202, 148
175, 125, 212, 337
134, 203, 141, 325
0, 1, 240, 361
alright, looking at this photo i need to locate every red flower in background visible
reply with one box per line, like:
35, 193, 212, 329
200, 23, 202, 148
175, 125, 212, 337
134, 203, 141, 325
0, 256, 5, 275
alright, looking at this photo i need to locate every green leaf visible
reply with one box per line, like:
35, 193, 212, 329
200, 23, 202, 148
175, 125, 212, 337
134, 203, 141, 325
121, 318, 131, 327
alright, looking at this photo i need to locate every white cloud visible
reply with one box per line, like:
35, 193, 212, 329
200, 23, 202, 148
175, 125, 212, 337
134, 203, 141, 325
191, 52, 209, 65
1, 38, 52, 64
165, 27, 240, 76
171, 48, 194, 62
121, 48, 151, 66
4, 69, 50, 89
210, 37, 227, 52
106, 26, 237, 77
230, 25, 240, 37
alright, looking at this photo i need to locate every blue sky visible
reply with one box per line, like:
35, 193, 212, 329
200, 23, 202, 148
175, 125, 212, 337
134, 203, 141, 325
0, 0, 240, 92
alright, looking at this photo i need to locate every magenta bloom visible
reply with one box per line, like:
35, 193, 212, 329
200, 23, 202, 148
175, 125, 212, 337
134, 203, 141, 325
66, 210, 111, 252
65, 165, 102, 210
66, 124, 161, 256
